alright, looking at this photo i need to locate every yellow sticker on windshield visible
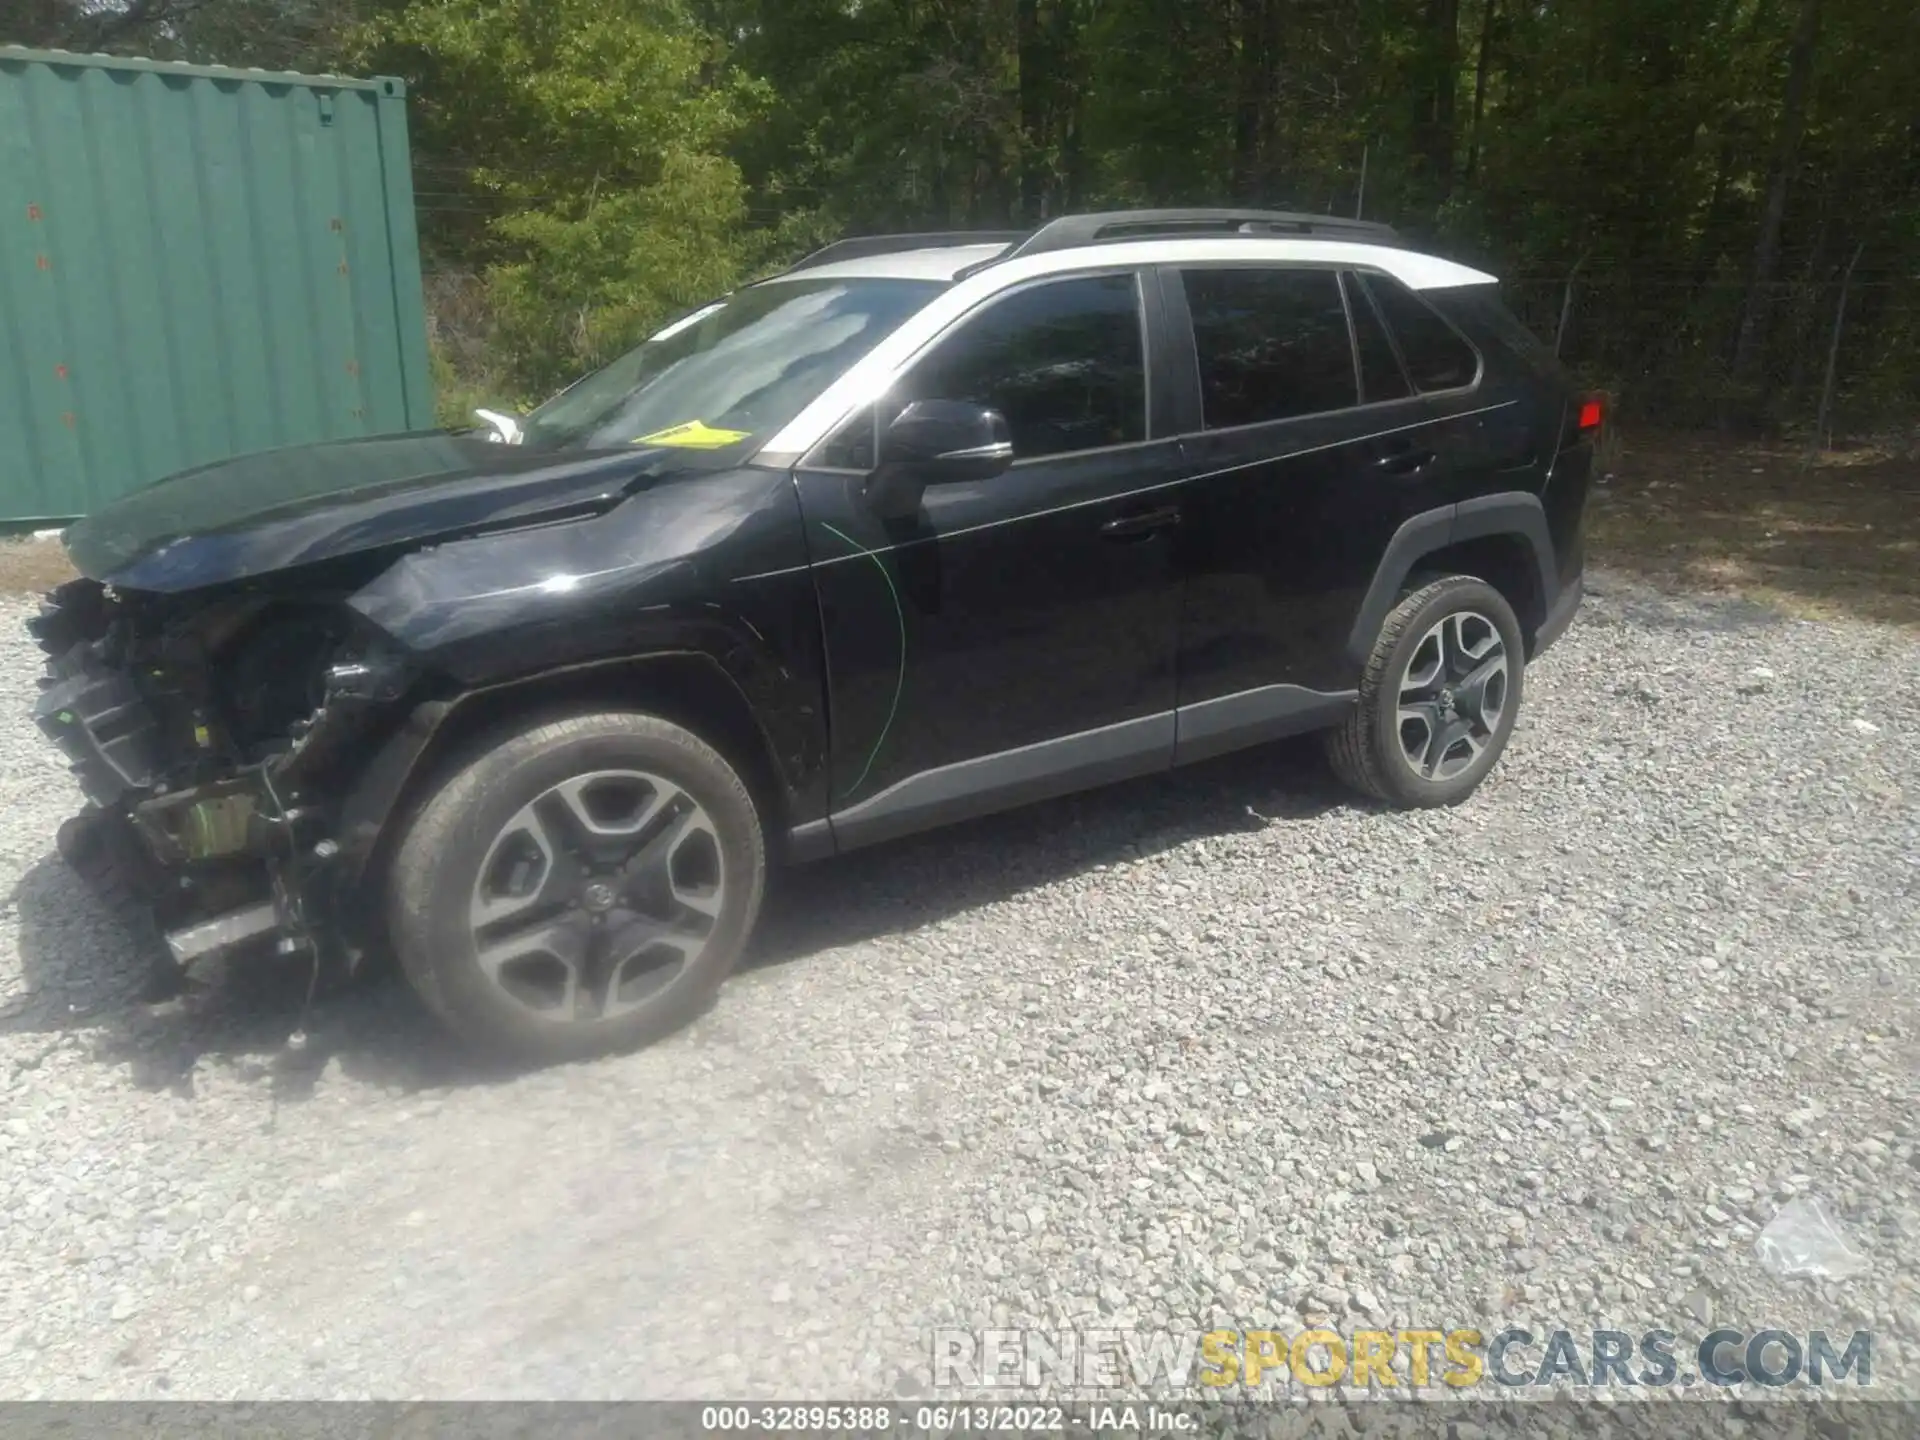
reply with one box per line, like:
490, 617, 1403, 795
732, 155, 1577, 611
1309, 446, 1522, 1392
634, 420, 752, 449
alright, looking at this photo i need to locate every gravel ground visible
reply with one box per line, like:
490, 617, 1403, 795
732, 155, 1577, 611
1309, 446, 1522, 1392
0, 569, 1914, 1407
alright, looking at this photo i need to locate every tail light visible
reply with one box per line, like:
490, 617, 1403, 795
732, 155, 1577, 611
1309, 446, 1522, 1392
1576, 393, 1605, 437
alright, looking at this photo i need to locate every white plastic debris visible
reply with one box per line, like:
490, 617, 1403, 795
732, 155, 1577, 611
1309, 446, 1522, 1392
31, 528, 63, 541
1755, 1196, 1870, 1281
474, 408, 523, 444
1850, 718, 1882, 735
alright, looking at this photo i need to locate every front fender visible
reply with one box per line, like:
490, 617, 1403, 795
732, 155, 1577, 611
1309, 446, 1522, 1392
343, 464, 828, 830
347, 468, 800, 673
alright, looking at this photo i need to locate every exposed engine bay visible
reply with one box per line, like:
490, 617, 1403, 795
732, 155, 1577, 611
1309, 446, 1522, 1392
30, 576, 415, 975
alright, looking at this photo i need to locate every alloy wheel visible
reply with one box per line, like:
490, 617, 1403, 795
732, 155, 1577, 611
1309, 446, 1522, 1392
1396, 610, 1510, 781
468, 769, 725, 1022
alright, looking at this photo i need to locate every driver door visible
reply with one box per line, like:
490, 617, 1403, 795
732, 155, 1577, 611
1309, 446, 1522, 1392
791, 270, 1188, 850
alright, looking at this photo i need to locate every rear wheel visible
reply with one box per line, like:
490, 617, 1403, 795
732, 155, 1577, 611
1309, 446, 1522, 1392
387, 710, 766, 1062
1326, 576, 1524, 808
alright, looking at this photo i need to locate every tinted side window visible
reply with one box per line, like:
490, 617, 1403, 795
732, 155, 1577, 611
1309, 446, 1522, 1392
1181, 268, 1357, 428
1360, 273, 1480, 392
898, 274, 1146, 459
1345, 273, 1412, 404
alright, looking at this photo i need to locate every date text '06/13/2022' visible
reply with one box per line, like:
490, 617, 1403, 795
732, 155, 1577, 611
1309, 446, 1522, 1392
929, 1327, 1877, 1390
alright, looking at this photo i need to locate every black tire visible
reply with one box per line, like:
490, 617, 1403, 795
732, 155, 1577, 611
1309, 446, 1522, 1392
386, 710, 766, 1063
1325, 576, 1525, 808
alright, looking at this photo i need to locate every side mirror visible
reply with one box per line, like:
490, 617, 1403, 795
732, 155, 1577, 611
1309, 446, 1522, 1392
863, 400, 1013, 518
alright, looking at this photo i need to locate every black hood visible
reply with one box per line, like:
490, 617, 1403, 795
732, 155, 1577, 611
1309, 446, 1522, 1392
60, 431, 743, 593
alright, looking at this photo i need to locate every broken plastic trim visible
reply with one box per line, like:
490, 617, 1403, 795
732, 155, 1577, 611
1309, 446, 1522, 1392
164, 902, 278, 963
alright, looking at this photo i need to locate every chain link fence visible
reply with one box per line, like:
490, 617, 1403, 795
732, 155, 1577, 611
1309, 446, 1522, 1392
1502, 272, 1920, 444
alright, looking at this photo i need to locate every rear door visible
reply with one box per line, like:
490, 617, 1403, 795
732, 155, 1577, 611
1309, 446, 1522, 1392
1355, 270, 1533, 500
1164, 264, 1449, 760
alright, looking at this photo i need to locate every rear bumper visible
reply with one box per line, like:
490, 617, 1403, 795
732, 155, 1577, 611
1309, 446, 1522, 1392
1532, 570, 1584, 657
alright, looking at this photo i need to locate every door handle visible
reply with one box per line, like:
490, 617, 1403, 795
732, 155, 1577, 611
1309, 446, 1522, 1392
1099, 504, 1182, 539
1375, 448, 1437, 476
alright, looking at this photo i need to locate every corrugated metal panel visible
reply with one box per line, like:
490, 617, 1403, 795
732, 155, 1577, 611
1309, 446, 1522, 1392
0, 46, 435, 522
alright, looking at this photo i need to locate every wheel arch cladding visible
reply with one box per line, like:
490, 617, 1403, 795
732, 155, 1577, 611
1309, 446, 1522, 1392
334, 652, 792, 905
1412, 533, 1546, 643
1346, 493, 1559, 668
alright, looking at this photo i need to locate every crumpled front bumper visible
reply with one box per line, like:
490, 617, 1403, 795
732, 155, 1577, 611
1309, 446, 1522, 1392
29, 580, 418, 969
32, 621, 315, 966
34, 642, 163, 808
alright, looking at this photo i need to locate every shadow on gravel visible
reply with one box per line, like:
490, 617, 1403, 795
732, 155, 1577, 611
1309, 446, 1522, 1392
746, 733, 1349, 971
3, 850, 511, 1098
1583, 570, 1787, 634
4, 734, 1354, 1098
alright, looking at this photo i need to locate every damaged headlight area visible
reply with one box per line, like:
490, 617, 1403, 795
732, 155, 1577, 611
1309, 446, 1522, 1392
31, 576, 416, 971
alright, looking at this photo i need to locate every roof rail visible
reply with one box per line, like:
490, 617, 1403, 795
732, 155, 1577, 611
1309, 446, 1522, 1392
994, 209, 1398, 266
787, 230, 1026, 274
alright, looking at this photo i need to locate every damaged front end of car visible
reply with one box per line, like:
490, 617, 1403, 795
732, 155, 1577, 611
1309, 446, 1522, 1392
30, 574, 417, 977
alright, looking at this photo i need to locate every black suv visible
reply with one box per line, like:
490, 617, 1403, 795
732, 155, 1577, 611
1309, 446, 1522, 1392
31, 209, 1598, 1060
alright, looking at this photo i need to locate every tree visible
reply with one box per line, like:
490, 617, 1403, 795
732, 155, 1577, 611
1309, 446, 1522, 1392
27, 0, 1908, 425
1, 0, 362, 69
1412, 0, 1459, 203
1728, 0, 1825, 408
357, 0, 764, 393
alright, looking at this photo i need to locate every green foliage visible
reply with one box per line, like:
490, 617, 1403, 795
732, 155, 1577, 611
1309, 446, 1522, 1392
24, 0, 1905, 426
429, 338, 506, 430
356, 0, 764, 394
1, 0, 363, 66
481, 162, 748, 393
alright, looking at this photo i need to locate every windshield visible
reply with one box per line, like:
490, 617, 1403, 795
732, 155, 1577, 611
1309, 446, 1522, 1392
517, 277, 943, 454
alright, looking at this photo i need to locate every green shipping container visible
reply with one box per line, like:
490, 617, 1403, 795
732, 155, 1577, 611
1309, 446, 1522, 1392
0, 47, 435, 523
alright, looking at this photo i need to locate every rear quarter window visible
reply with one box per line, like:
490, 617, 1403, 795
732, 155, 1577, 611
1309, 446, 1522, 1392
1359, 272, 1481, 392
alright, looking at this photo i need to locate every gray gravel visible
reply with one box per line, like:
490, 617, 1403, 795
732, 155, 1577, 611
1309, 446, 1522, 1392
0, 569, 1915, 1404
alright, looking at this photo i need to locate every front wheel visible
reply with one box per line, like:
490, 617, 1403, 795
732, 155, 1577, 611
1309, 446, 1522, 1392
1325, 576, 1525, 808
386, 710, 767, 1062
